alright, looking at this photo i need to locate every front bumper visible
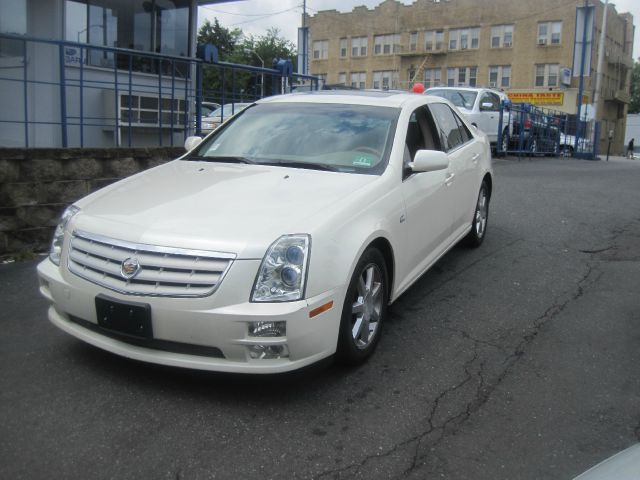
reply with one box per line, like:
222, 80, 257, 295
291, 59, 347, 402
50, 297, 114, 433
37, 258, 342, 373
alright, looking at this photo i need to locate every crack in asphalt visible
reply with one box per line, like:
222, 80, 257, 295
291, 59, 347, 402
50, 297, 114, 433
397, 262, 603, 478
314, 260, 603, 480
314, 345, 482, 480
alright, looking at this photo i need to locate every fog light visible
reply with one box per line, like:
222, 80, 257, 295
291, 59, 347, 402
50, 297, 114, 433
247, 344, 289, 360
248, 321, 286, 337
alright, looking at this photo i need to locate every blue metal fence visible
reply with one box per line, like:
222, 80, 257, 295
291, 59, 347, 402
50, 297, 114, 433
0, 33, 319, 148
496, 101, 599, 159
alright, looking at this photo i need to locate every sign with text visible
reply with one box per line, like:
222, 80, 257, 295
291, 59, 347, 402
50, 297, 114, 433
507, 91, 565, 106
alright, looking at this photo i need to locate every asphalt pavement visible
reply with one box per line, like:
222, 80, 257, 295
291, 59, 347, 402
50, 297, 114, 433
1, 155, 639, 480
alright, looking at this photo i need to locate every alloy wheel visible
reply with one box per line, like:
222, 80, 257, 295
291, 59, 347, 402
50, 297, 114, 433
350, 264, 383, 349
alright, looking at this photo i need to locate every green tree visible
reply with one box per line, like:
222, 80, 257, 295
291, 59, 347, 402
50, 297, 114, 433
230, 28, 298, 99
232, 28, 297, 70
630, 61, 640, 114
197, 18, 241, 61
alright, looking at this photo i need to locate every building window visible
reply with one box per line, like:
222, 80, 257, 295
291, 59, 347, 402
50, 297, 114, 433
0, 0, 27, 58
410, 31, 418, 51
537, 21, 561, 45
491, 25, 514, 48
446, 66, 477, 87
351, 36, 367, 57
373, 70, 398, 89
423, 68, 441, 88
449, 28, 480, 50
64, 0, 191, 66
374, 34, 400, 55
339, 38, 347, 57
350, 71, 366, 89
425, 30, 444, 51
313, 40, 328, 60
534, 64, 559, 87
488, 65, 511, 88
338, 72, 346, 85
469, 66, 477, 87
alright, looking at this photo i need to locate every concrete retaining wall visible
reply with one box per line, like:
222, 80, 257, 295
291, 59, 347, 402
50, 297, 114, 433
0, 147, 184, 256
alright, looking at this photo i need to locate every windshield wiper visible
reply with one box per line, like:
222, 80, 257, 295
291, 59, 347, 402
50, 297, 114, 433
185, 155, 257, 164
260, 160, 338, 172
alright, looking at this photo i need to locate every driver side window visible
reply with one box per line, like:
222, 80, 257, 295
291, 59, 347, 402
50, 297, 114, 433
480, 93, 500, 111
403, 106, 441, 179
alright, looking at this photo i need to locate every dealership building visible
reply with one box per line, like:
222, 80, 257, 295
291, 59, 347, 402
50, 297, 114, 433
306, 0, 635, 153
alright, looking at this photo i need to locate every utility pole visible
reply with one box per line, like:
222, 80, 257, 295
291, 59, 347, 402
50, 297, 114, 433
302, 0, 307, 76
575, 0, 590, 154
592, 0, 609, 145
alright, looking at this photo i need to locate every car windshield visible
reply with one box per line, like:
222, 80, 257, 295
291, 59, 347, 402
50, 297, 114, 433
427, 89, 478, 109
201, 104, 218, 117
188, 102, 399, 175
208, 104, 250, 119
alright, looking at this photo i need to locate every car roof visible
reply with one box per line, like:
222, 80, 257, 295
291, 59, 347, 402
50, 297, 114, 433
426, 86, 507, 97
258, 90, 444, 108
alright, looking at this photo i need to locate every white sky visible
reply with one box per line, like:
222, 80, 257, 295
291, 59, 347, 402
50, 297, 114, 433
198, 0, 640, 59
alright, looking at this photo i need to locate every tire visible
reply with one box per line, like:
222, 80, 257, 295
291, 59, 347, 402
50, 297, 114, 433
500, 129, 509, 155
529, 138, 538, 156
337, 248, 388, 365
562, 145, 573, 157
464, 180, 490, 248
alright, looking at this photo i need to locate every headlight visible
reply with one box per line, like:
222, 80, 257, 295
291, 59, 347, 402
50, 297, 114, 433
251, 234, 310, 302
202, 121, 213, 129
49, 205, 80, 265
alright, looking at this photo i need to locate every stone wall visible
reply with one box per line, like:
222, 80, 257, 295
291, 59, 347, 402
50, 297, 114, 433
0, 147, 184, 256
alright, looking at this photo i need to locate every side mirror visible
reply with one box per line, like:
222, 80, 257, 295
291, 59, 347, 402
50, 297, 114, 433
184, 136, 203, 151
410, 150, 449, 173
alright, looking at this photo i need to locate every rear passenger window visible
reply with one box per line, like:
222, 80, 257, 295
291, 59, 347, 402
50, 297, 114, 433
429, 103, 466, 151
453, 111, 473, 143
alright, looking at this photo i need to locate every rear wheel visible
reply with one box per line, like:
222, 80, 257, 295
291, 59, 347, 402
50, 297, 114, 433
337, 248, 388, 365
464, 180, 490, 248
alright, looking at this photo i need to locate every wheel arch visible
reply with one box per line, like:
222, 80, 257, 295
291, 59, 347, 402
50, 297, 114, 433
364, 236, 395, 301
482, 172, 493, 200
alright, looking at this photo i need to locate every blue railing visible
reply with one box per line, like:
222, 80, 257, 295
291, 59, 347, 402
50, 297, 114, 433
0, 33, 319, 148
496, 101, 599, 159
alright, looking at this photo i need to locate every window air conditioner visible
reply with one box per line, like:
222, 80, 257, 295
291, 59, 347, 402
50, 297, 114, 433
503, 41, 512, 47
538, 38, 547, 45
489, 81, 497, 88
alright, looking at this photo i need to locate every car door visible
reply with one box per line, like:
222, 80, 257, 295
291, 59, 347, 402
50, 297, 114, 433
398, 106, 453, 285
477, 92, 501, 143
428, 102, 481, 235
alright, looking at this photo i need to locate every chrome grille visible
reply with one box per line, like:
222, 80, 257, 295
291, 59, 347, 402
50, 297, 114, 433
67, 230, 235, 297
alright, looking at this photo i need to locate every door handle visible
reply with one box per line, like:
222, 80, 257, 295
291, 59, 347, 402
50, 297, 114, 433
445, 172, 455, 185
471, 153, 480, 164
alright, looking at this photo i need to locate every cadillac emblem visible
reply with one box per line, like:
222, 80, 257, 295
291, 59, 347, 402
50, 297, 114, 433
121, 257, 141, 279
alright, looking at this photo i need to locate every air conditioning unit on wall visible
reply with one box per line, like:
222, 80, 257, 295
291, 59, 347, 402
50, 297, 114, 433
538, 38, 547, 45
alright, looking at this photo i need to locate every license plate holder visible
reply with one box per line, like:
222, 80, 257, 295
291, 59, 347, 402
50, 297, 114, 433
95, 295, 153, 340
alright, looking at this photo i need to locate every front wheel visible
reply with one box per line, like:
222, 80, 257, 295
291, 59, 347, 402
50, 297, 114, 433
500, 129, 509, 155
464, 180, 490, 248
336, 248, 388, 365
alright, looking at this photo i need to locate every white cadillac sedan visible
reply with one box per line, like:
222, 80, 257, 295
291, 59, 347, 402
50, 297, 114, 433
37, 91, 493, 374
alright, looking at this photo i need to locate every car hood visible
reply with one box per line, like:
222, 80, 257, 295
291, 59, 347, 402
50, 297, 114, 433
573, 444, 640, 480
72, 160, 378, 259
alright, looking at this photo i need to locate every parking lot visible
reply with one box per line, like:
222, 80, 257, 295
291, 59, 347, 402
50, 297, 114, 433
1, 155, 640, 480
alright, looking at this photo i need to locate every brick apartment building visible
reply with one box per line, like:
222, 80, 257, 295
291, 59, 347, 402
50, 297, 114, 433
306, 0, 634, 153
